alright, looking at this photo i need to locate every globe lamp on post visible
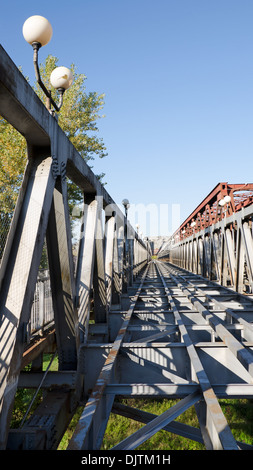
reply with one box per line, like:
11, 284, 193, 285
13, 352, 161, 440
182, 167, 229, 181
122, 198, 130, 218
22, 15, 73, 113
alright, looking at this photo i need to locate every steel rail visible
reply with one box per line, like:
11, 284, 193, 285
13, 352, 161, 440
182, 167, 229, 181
67, 264, 150, 450
111, 390, 201, 450
0, 43, 152, 449
155, 260, 239, 450
159, 262, 253, 379
160, 203, 253, 295
164, 263, 253, 340
103, 261, 240, 451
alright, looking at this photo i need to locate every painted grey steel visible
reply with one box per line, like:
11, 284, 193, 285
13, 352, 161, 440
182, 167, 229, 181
111, 391, 201, 450
155, 261, 239, 450
30, 272, 54, 337
68, 266, 149, 450
158, 204, 253, 294
0, 44, 150, 449
67, 260, 253, 450
1, 43, 253, 451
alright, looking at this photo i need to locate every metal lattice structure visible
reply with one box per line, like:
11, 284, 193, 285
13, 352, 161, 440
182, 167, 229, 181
158, 182, 253, 294
1, 45, 253, 451
67, 259, 253, 451
0, 45, 150, 449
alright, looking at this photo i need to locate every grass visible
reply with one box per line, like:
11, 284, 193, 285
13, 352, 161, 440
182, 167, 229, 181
57, 406, 84, 450
219, 399, 253, 446
58, 397, 253, 450
101, 398, 204, 450
11, 354, 253, 450
42, 352, 58, 371
11, 353, 58, 428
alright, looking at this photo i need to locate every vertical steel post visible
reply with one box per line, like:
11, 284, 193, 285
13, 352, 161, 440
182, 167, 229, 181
104, 213, 116, 308
0, 153, 55, 448
46, 177, 78, 369
93, 197, 107, 324
75, 195, 98, 343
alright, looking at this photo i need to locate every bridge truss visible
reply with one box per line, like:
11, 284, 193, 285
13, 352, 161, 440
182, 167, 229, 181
1, 45, 253, 452
158, 182, 253, 295
0, 45, 150, 449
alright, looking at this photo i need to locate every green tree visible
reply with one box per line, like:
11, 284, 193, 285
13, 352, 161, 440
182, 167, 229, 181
35, 55, 107, 167
0, 117, 26, 257
34, 55, 107, 212
0, 55, 107, 253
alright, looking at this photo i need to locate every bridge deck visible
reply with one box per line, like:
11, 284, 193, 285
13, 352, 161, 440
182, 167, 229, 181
12, 259, 253, 450
2, 41, 253, 453
67, 260, 253, 450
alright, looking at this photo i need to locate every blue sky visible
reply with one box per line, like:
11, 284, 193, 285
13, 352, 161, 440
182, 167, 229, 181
1, 0, 253, 236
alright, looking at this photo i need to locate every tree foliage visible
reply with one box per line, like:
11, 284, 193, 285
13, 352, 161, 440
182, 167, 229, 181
35, 55, 107, 166
0, 118, 26, 256
0, 117, 26, 209
0, 55, 107, 246
34, 55, 107, 211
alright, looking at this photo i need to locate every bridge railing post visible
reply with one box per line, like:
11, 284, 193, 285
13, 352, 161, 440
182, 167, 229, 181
93, 196, 108, 325
104, 212, 116, 309
75, 194, 98, 343
0, 43, 152, 449
0, 151, 56, 448
46, 175, 78, 369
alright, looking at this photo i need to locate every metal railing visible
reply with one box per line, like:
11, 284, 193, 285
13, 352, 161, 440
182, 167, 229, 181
30, 271, 54, 338
158, 183, 253, 294
0, 43, 151, 449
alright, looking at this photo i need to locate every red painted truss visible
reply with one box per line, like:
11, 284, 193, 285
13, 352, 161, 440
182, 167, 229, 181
175, 182, 253, 241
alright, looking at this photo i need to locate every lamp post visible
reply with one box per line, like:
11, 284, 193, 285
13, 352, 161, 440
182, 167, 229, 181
122, 198, 130, 289
22, 15, 73, 114
122, 198, 130, 218
219, 195, 231, 217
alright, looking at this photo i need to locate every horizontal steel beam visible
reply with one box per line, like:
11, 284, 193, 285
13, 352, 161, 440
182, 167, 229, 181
18, 371, 77, 389
113, 399, 253, 450
21, 329, 56, 369
111, 391, 201, 450
106, 383, 253, 398
67, 266, 149, 450
112, 401, 204, 444
7, 389, 76, 450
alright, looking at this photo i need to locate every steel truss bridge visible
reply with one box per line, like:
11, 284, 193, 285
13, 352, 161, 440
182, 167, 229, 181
1, 44, 253, 452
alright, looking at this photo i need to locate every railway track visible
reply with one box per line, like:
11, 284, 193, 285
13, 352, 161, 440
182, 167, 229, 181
68, 260, 253, 450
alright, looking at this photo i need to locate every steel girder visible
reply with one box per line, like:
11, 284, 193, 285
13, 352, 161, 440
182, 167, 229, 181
1, 43, 253, 452
0, 44, 150, 449
67, 260, 253, 450
173, 182, 253, 238
159, 202, 253, 294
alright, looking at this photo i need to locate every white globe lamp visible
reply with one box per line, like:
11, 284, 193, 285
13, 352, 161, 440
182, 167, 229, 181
50, 67, 74, 90
22, 15, 53, 47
